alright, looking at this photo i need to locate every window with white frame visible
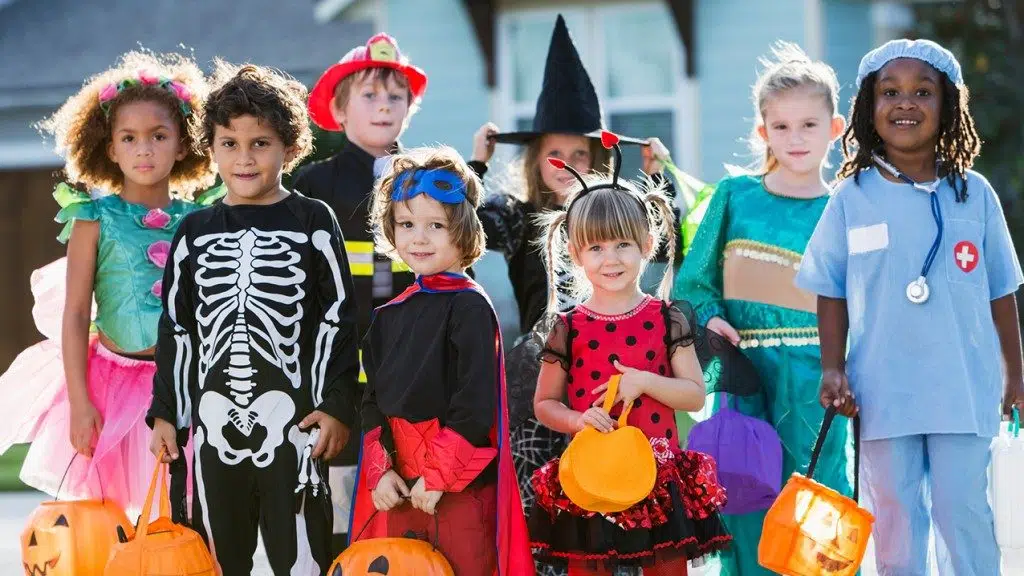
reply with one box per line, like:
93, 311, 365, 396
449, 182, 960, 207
496, 3, 696, 180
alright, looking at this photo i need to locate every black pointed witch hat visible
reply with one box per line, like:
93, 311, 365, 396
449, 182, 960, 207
492, 15, 646, 146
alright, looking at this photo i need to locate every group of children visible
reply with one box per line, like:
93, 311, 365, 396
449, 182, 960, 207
0, 12, 1019, 576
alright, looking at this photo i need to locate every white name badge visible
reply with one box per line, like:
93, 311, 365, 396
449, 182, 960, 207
848, 223, 889, 255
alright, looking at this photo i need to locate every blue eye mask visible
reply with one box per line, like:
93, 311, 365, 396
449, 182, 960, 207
391, 168, 467, 204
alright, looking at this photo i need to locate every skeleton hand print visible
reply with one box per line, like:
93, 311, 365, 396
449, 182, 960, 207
289, 425, 323, 497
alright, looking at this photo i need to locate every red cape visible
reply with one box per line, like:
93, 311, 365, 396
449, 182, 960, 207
348, 273, 534, 575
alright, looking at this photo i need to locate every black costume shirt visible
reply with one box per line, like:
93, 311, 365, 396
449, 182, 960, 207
362, 289, 499, 486
148, 192, 360, 443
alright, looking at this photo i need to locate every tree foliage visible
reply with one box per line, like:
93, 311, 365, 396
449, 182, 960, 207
910, 1, 1024, 264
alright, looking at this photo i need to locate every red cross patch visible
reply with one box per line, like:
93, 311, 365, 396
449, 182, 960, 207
953, 241, 979, 273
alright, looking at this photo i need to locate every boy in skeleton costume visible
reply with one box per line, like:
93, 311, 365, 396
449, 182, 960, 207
148, 62, 359, 576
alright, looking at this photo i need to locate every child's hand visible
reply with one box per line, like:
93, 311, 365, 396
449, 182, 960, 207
70, 401, 103, 457
706, 316, 741, 346
1003, 378, 1024, 418
592, 361, 650, 410
820, 368, 857, 417
409, 477, 444, 515
149, 418, 179, 463
471, 122, 499, 163
299, 411, 350, 460
641, 137, 671, 175
372, 470, 409, 512
575, 406, 617, 434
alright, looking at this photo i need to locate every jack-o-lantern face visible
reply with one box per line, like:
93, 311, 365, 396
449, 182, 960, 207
20, 501, 133, 576
329, 537, 454, 576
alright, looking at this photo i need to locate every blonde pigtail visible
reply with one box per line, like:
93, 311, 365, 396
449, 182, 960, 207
541, 210, 568, 315
645, 192, 677, 302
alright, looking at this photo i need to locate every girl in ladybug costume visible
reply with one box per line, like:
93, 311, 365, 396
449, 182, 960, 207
529, 132, 731, 575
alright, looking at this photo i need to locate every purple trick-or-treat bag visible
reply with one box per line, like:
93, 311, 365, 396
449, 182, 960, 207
687, 396, 783, 515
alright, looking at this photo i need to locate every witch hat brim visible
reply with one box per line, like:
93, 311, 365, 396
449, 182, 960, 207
491, 128, 647, 146
491, 15, 646, 147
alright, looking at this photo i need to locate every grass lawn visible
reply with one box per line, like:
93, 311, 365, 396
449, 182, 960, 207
0, 445, 29, 492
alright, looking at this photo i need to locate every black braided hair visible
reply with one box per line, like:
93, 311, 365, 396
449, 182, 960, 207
837, 70, 981, 202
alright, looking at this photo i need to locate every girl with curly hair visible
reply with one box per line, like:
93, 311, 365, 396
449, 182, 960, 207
0, 50, 217, 519
797, 39, 1023, 574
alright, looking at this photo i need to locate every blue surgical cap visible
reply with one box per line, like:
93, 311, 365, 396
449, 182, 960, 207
857, 39, 963, 88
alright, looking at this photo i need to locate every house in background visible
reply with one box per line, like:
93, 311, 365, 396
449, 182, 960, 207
0, 0, 369, 367
0, 0, 918, 362
313, 0, 911, 337
322, 0, 913, 180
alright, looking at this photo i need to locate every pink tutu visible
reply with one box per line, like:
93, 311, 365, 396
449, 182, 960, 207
0, 258, 87, 453
0, 257, 160, 519
16, 340, 158, 519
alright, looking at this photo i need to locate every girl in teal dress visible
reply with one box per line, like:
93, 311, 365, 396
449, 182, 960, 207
673, 42, 852, 575
0, 51, 218, 519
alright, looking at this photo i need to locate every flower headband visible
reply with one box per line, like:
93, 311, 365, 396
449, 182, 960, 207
98, 70, 194, 119
549, 130, 647, 227
392, 168, 467, 204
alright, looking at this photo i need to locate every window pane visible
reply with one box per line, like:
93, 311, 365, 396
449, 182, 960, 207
609, 111, 674, 182
604, 6, 677, 98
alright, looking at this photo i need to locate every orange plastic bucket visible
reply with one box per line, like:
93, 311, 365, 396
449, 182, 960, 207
758, 408, 873, 576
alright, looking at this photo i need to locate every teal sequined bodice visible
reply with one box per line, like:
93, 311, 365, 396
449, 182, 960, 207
54, 184, 220, 353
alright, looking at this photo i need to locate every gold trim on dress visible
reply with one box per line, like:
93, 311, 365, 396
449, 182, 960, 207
724, 239, 803, 269
737, 327, 819, 349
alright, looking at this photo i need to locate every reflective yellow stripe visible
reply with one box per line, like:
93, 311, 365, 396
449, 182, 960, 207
345, 241, 374, 254
350, 262, 374, 277
345, 240, 409, 275
358, 349, 367, 383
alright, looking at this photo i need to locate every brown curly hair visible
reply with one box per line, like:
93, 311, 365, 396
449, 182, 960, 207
38, 50, 214, 198
371, 146, 486, 268
202, 60, 313, 173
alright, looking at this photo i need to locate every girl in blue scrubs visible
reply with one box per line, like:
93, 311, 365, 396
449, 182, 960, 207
797, 39, 1024, 575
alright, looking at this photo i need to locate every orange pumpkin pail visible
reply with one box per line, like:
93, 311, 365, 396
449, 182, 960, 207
104, 450, 216, 575
758, 407, 873, 576
21, 499, 135, 576
20, 454, 135, 576
331, 509, 455, 576
558, 374, 657, 514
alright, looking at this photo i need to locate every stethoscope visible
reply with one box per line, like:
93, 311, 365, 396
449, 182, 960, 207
871, 153, 942, 304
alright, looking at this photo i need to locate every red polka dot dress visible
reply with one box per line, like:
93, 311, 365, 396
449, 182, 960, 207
528, 296, 731, 570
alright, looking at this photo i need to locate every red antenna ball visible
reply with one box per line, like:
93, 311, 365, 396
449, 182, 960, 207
600, 130, 620, 149
547, 157, 567, 169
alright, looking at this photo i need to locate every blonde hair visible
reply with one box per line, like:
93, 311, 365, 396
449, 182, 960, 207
750, 41, 841, 174
38, 50, 214, 197
371, 146, 486, 268
492, 136, 612, 211
538, 174, 676, 312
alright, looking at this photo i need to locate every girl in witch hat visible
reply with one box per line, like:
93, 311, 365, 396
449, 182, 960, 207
469, 16, 673, 575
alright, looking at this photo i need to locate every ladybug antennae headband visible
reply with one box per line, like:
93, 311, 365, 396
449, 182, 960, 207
550, 130, 645, 227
